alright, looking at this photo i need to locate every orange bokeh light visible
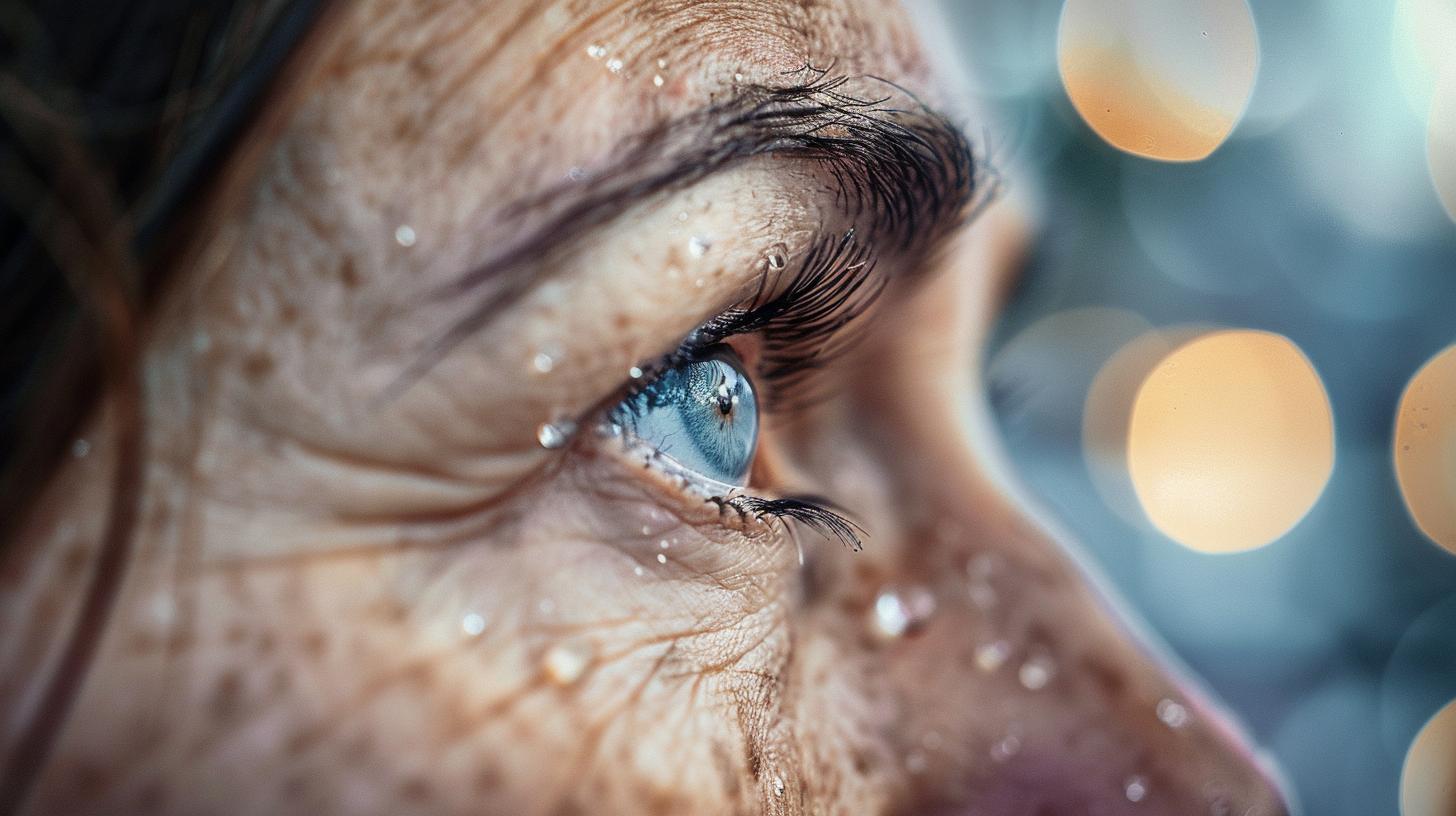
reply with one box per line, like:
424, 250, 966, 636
1393, 345, 1456, 554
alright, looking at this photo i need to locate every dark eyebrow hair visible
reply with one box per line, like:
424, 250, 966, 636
396, 69, 979, 392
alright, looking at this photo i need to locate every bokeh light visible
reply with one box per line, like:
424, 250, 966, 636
1056, 0, 1259, 162
1126, 330, 1333, 553
1401, 698, 1456, 816
1392, 0, 1456, 120
1393, 345, 1456, 554
1429, 69, 1456, 224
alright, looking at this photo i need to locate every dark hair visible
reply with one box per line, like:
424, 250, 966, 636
0, 2, 325, 810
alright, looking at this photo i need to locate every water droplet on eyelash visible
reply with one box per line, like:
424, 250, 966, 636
1156, 698, 1191, 729
974, 640, 1011, 673
543, 640, 594, 685
461, 611, 487, 637
868, 586, 936, 642
586, 44, 606, 59
1124, 775, 1149, 803
537, 421, 573, 449
688, 235, 712, 257
1018, 652, 1055, 690
605, 57, 624, 74
764, 243, 789, 271
532, 351, 557, 373
652, 74, 664, 88
71, 438, 91, 459
656, 553, 668, 564
394, 224, 417, 247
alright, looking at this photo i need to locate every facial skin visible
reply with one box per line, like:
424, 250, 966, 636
1, 1, 1291, 814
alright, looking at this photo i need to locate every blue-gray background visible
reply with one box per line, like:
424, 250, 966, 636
938, 1, 1456, 813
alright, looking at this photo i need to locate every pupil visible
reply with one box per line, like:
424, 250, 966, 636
714, 382, 734, 417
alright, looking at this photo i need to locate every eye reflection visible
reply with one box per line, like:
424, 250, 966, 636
612, 347, 758, 486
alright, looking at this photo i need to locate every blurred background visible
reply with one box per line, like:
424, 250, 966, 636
934, 0, 1456, 813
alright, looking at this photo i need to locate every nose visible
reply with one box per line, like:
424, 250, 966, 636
838, 211, 1296, 815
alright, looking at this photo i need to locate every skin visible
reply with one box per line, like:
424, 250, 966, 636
1, 1, 1292, 814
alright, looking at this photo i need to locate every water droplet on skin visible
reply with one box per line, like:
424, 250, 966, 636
192, 331, 212, 354
688, 235, 712, 257
656, 553, 668, 564
990, 734, 1021, 762
772, 776, 785, 797
694, 278, 706, 288
641, 525, 652, 535
659, 540, 670, 549
652, 74, 664, 88
628, 366, 643, 379
1018, 653, 1055, 690
586, 44, 606, 59
537, 421, 574, 449
532, 351, 556, 373
765, 243, 789, 271
566, 166, 586, 181
605, 57, 623, 73
869, 586, 936, 641
1156, 698, 1190, 728
975, 640, 1011, 673
71, 439, 91, 458
676, 211, 689, 222
734, 72, 745, 83
1124, 775, 1148, 803
657, 57, 668, 69
537, 598, 556, 615
461, 612, 486, 637
633, 566, 645, 577
394, 224, 417, 247
543, 640, 594, 685
904, 752, 928, 774
921, 731, 943, 751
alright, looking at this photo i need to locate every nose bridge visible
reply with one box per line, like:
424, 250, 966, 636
838, 221, 1292, 814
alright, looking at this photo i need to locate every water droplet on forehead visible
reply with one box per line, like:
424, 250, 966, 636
586, 44, 606, 59
633, 565, 645, 577
532, 351, 557, 373
656, 57, 668, 69
543, 640, 594, 685
656, 553, 668, 564
688, 235, 712, 257
628, 366, 644, 379
1124, 775, 1148, 803
461, 611, 486, 637
537, 421, 574, 449
1156, 698, 1191, 728
394, 224, 417, 247
652, 74, 664, 88
605, 57, 623, 73
659, 540, 670, 549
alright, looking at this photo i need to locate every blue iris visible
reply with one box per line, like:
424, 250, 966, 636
612, 350, 758, 485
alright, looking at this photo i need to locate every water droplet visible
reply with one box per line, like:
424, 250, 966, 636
537, 421, 574, 449
394, 224, 417, 247
1018, 653, 1055, 690
869, 586, 936, 641
191, 331, 212, 354
586, 44, 606, 59
537, 598, 556, 615
693, 278, 706, 288
676, 211, 689, 222
656, 553, 668, 564
1124, 774, 1148, 803
656, 57, 668, 69
734, 72, 745, 83
640, 525, 652, 535
652, 74, 664, 88
688, 235, 712, 257
628, 366, 644, 379
532, 351, 556, 373
71, 438, 91, 458
921, 730, 944, 751
543, 640, 594, 685
771, 776, 785, 797
974, 640, 1011, 673
633, 565, 645, 577
1156, 698, 1190, 728
566, 166, 586, 181
904, 751, 928, 774
990, 734, 1021, 762
605, 57, 624, 73
764, 243, 789, 271
461, 611, 486, 637
659, 539, 670, 549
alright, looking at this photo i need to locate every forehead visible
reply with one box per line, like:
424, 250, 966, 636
295, 0, 934, 220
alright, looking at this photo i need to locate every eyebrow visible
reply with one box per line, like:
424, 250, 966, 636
398, 70, 978, 390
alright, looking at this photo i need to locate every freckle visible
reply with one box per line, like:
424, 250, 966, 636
343, 732, 373, 763
398, 776, 432, 803
270, 666, 292, 694
211, 670, 245, 721
472, 763, 502, 794
224, 624, 247, 645
242, 351, 274, 381
337, 257, 360, 288
255, 630, 277, 656
301, 630, 327, 658
613, 313, 630, 330
278, 302, 299, 325
127, 631, 160, 655
164, 630, 195, 653
61, 544, 89, 577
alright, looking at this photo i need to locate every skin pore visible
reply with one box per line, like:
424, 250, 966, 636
1, 1, 1291, 814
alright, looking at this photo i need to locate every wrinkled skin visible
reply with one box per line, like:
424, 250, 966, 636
1, 2, 1292, 814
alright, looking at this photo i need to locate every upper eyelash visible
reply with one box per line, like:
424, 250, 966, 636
676, 228, 883, 411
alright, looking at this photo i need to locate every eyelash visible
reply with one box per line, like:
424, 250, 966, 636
612, 228, 882, 550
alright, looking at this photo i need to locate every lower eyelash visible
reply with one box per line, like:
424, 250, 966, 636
720, 494, 864, 552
